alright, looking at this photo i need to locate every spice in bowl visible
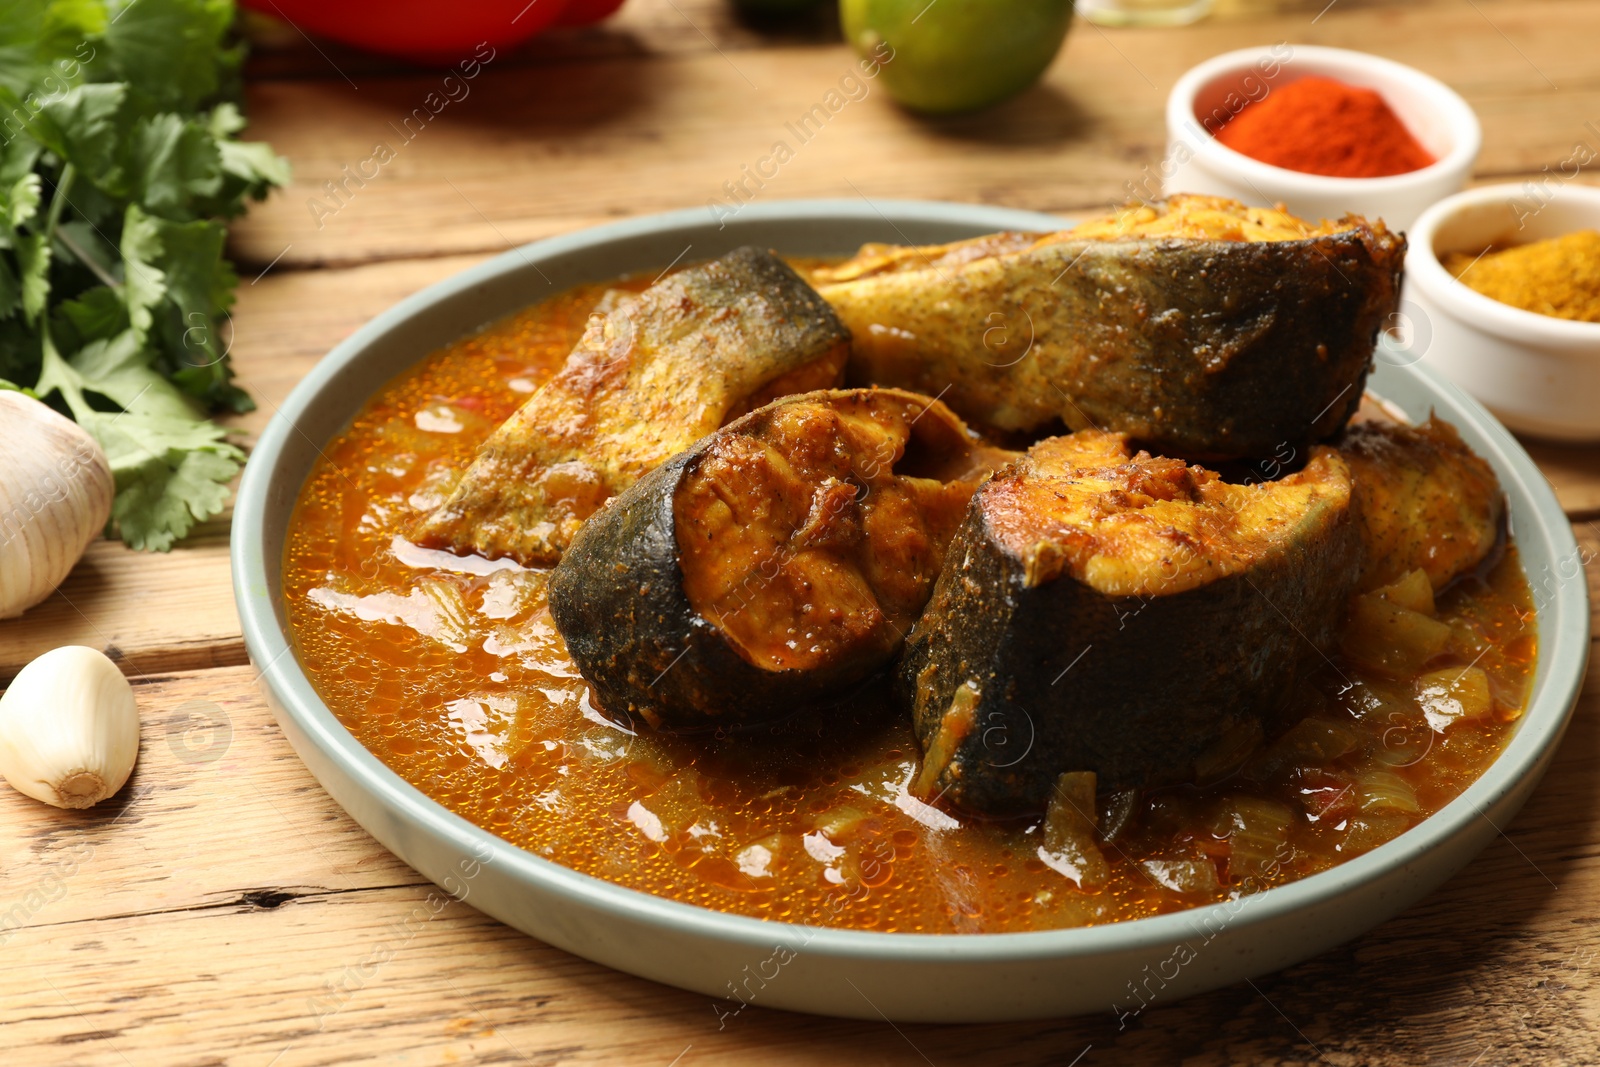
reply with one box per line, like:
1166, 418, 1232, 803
1443, 230, 1600, 324
1212, 75, 1436, 178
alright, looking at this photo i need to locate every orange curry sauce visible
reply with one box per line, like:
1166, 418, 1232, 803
284, 278, 1537, 934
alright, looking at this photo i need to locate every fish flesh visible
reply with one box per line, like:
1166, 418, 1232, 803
899, 430, 1363, 815
413, 246, 851, 565
549, 388, 1011, 731
813, 195, 1405, 460
1340, 413, 1504, 592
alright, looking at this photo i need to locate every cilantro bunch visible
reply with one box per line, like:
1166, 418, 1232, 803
0, 0, 288, 550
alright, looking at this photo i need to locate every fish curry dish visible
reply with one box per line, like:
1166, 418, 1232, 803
285, 197, 1534, 934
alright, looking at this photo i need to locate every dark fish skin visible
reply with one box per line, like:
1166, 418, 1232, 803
549, 388, 995, 733
548, 443, 770, 731
818, 224, 1405, 460
413, 246, 850, 566
898, 440, 1363, 816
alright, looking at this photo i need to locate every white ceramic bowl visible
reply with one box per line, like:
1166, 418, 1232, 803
1162, 45, 1480, 231
233, 200, 1588, 1022
1407, 182, 1600, 441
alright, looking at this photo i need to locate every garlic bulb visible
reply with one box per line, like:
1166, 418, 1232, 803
0, 391, 114, 619
0, 645, 139, 809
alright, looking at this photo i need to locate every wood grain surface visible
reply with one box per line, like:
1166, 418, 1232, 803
230, 0, 1600, 269
4, 0, 1600, 1063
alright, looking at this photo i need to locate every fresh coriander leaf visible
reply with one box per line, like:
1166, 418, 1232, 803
44, 341, 243, 551
41, 0, 108, 48
117, 204, 238, 405
111, 447, 240, 550
0, 0, 54, 88
159, 308, 239, 408
0, 0, 103, 96
203, 104, 290, 214
69, 330, 170, 410
54, 217, 119, 283
30, 82, 130, 196
173, 365, 252, 413
100, 0, 233, 113
46, 318, 201, 424
55, 286, 124, 334
142, 211, 231, 320
52, 282, 125, 345
54, 169, 120, 230
215, 137, 291, 205
90, 408, 242, 550
1, 172, 40, 229
130, 112, 222, 218
206, 100, 245, 138
118, 201, 165, 338
12, 0, 286, 550
16, 228, 50, 321
0, 87, 44, 174
0, 136, 42, 186
164, 447, 237, 518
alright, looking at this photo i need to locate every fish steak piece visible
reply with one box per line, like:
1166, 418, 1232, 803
414, 246, 851, 565
899, 430, 1363, 814
549, 388, 1012, 731
815, 195, 1405, 460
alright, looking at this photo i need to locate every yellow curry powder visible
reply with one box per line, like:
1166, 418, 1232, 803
1443, 229, 1600, 323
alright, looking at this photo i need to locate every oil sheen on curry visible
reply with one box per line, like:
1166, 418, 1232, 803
285, 201, 1534, 935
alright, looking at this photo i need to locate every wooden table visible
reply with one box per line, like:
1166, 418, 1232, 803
5, 1, 1599, 1062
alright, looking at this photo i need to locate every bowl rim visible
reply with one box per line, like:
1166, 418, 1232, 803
1408, 181, 1600, 345
233, 197, 1589, 967
1167, 43, 1482, 195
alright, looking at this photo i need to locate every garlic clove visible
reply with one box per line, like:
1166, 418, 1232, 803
0, 391, 115, 620
0, 645, 139, 809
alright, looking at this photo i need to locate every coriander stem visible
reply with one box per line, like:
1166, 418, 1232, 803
42, 162, 73, 241
36, 163, 92, 421
54, 225, 119, 290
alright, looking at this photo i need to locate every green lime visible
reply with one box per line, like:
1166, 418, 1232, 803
841, 0, 1074, 114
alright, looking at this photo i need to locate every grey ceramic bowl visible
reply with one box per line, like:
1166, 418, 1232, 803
233, 200, 1589, 1023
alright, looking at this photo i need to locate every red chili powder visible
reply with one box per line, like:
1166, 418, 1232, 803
1215, 75, 1437, 178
